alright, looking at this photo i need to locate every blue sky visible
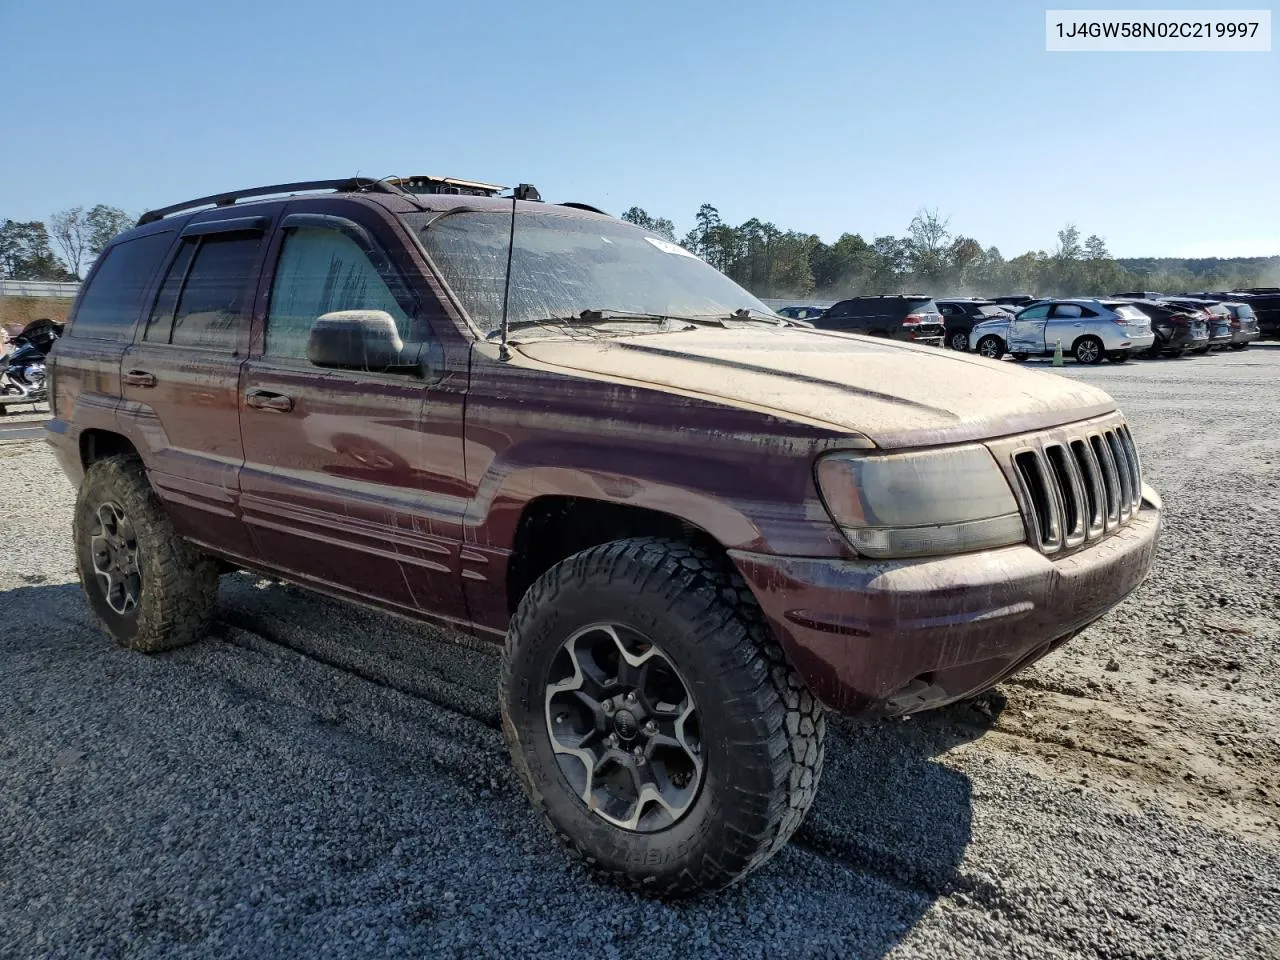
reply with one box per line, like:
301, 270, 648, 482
0, 0, 1275, 258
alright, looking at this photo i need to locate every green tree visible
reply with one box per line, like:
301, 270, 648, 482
86, 205, 134, 257
0, 219, 74, 280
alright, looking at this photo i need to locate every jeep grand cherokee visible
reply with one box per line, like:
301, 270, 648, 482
46, 176, 1160, 896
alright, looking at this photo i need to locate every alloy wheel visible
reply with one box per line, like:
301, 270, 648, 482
544, 623, 703, 832
978, 337, 1001, 358
1075, 339, 1101, 364
90, 501, 141, 614
950, 332, 969, 351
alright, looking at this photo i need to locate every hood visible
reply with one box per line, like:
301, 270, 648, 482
514, 327, 1117, 449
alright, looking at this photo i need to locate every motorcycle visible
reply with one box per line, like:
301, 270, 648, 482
1, 318, 63, 410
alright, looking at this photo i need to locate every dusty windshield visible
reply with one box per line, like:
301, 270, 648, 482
406, 210, 773, 337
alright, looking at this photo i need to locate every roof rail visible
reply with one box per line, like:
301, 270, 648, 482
136, 177, 410, 226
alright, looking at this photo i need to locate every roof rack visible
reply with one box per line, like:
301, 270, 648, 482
136, 177, 410, 226
389, 175, 506, 197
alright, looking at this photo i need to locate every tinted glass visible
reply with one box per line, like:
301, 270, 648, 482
1053, 304, 1083, 318
168, 235, 262, 350
68, 232, 174, 340
266, 226, 414, 361
411, 211, 768, 336
1017, 304, 1051, 320
1235, 304, 1255, 319
143, 239, 197, 343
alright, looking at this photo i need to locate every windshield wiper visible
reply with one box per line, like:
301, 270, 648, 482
486, 309, 718, 338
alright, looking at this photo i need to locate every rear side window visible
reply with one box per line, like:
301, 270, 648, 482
144, 234, 262, 350
68, 233, 174, 341
1235, 304, 1255, 319
1114, 305, 1150, 322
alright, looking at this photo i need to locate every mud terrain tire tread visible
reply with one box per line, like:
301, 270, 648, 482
499, 536, 825, 897
74, 455, 220, 653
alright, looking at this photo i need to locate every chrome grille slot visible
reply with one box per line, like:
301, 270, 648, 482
1069, 438, 1105, 539
1090, 433, 1121, 527
1044, 444, 1086, 547
1013, 450, 1061, 551
1105, 429, 1133, 521
1118, 425, 1143, 509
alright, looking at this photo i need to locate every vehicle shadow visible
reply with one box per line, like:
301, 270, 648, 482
1, 577, 994, 958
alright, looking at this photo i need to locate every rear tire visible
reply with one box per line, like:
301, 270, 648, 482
1073, 336, 1104, 365
949, 331, 970, 352
500, 537, 825, 896
73, 456, 220, 652
1231, 342, 1248, 351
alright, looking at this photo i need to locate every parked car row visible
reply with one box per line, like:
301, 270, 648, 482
776, 290, 1266, 365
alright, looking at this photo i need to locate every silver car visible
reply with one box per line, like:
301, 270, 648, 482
969, 299, 1156, 365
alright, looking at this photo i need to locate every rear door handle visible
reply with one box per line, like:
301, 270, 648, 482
124, 370, 156, 388
244, 388, 294, 413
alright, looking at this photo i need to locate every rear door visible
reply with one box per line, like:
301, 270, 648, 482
236, 199, 469, 623
1046, 302, 1089, 352
119, 213, 276, 558
1008, 303, 1051, 352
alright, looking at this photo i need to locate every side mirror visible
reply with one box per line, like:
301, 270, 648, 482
307, 310, 422, 374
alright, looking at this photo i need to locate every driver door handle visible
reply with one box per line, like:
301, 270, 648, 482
244, 388, 294, 413
124, 370, 156, 388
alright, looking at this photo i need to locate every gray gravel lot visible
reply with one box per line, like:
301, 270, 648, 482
1, 350, 1278, 959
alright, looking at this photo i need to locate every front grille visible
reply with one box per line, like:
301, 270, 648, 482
994, 416, 1144, 555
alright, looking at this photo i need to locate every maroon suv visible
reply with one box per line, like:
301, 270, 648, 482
46, 177, 1161, 896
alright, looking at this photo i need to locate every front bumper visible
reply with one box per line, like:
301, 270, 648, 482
731, 493, 1161, 716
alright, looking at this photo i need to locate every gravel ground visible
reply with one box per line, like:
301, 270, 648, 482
1, 350, 1278, 959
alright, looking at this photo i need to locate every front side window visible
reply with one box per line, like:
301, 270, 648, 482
1017, 304, 1051, 320
409, 211, 769, 337
266, 226, 412, 361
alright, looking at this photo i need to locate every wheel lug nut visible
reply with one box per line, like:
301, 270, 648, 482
607, 733, 618, 747
632, 746, 645, 763
625, 691, 637, 704
602, 700, 614, 714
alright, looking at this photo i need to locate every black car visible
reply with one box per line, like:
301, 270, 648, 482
990, 295, 1038, 307
1118, 300, 1209, 357
1231, 289, 1280, 339
935, 299, 1013, 352
811, 295, 945, 345
1159, 298, 1232, 351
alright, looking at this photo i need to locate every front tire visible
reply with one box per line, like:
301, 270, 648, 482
1073, 336, 1104, 365
500, 537, 825, 896
976, 335, 1004, 359
73, 456, 220, 652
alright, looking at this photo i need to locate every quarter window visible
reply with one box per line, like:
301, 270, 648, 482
69, 232, 174, 341
266, 226, 411, 361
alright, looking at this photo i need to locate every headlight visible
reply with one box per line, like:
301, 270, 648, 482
815, 445, 1026, 558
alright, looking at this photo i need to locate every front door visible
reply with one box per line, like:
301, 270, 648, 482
237, 201, 469, 624
1008, 303, 1051, 353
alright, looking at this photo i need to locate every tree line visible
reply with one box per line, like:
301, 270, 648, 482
621, 204, 1279, 300
0, 206, 134, 281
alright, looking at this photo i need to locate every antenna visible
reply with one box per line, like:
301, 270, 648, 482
497, 183, 540, 361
